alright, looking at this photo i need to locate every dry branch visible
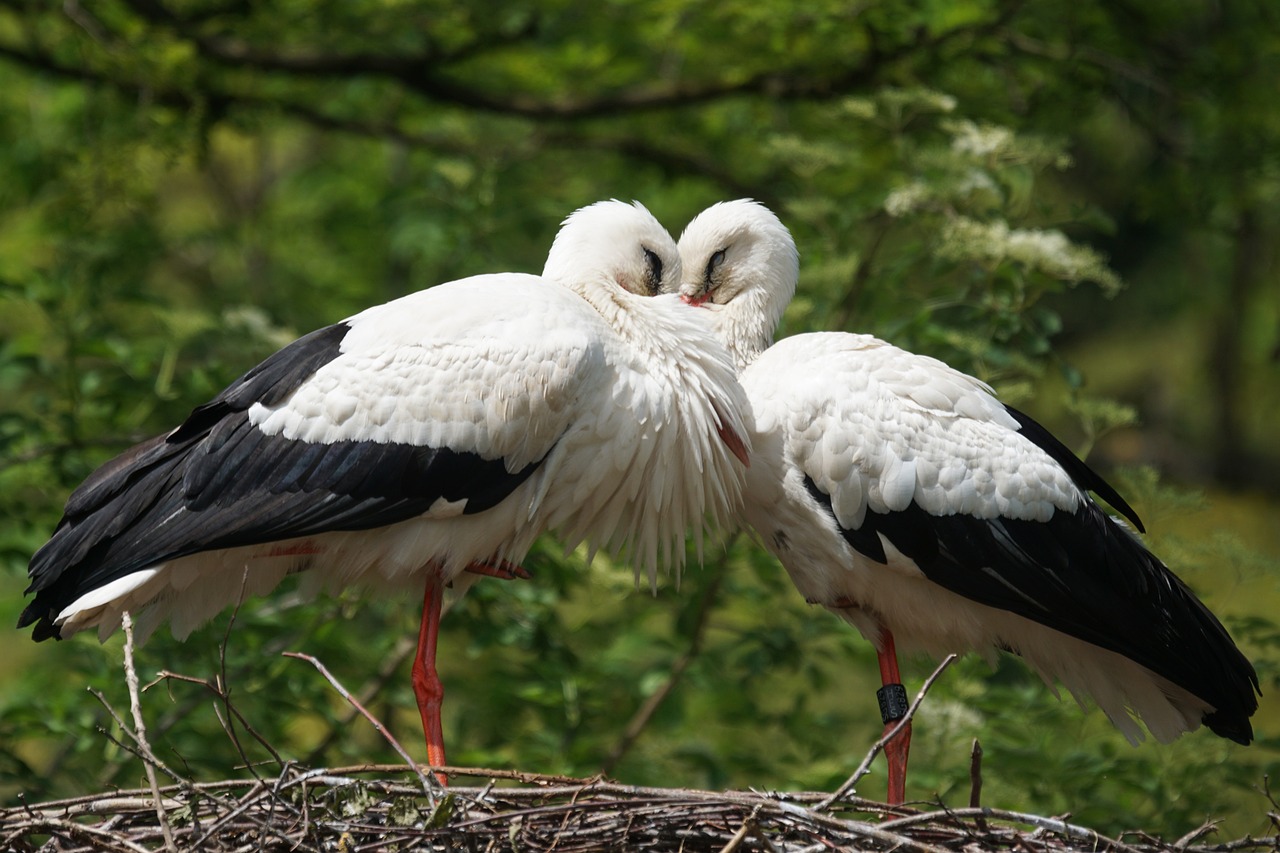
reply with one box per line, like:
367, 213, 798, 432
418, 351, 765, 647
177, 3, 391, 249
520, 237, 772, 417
282, 650, 442, 801
121, 613, 175, 852
815, 653, 958, 811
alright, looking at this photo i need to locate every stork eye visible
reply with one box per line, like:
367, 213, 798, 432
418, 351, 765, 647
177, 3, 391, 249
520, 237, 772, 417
705, 248, 728, 280
642, 247, 664, 295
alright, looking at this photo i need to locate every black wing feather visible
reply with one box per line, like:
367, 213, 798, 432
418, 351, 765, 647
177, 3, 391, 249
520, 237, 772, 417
805, 477, 1259, 744
20, 321, 547, 641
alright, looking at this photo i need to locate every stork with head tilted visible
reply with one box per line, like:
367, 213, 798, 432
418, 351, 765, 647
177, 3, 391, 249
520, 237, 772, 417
674, 199, 1258, 804
19, 200, 752, 783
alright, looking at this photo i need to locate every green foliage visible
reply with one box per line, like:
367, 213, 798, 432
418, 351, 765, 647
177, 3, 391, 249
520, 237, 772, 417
1, 0, 1278, 842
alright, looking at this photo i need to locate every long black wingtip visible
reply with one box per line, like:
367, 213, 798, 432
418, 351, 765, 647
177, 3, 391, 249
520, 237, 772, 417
16, 605, 63, 642
1004, 405, 1146, 533
1205, 709, 1254, 745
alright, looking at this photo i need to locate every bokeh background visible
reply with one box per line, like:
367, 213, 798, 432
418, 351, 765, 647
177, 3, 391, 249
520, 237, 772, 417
1, 0, 1277, 838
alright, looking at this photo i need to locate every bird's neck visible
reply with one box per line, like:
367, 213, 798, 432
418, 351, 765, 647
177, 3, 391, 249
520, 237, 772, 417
713, 289, 782, 371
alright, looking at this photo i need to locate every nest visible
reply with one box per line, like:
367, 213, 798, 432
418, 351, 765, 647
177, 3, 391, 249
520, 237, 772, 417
7, 619, 1277, 852
5, 763, 1280, 853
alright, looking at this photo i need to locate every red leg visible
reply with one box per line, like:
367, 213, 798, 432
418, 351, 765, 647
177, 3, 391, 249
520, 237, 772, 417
876, 628, 910, 805
463, 558, 531, 581
412, 578, 448, 786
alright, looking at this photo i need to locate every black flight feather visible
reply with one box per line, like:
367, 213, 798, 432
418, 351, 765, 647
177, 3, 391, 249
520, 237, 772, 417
20, 320, 547, 641
803, 474, 1259, 745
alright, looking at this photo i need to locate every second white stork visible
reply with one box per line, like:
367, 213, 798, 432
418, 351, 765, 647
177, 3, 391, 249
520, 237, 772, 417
675, 199, 1258, 804
19, 200, 751, 781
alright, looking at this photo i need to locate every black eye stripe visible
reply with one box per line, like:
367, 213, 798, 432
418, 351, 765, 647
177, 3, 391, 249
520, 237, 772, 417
705, 248, 727, 280
642, 247, 663, 295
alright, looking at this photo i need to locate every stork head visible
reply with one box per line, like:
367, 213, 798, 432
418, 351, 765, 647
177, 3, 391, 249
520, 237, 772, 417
674, 199, 799, 369
543, 200, 682, 297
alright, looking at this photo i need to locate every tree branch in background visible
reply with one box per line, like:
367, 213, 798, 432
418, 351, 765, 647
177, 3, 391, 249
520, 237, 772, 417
2, 1, 1019, 120
600, 551, 730, 776
542, 132, 780, 210
1210, 206, 1268, 488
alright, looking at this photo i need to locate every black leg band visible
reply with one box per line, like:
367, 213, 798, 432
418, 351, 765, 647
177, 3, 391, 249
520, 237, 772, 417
877, 683, 909, 724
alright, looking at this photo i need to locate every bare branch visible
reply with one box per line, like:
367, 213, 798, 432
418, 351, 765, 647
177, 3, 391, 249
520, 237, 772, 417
718, 803, 763, 853
282, 650, 443, 803
969, 738, 988, 831
303, 634, 417, 765
814, 654, 958, 812
880, 806, 1150, 853
122, 612, 177, 852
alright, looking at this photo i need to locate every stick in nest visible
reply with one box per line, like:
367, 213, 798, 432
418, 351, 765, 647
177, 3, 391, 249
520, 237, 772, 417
282, 650, 444, 803
814, 653, 957, 812
122, 611, 178, 852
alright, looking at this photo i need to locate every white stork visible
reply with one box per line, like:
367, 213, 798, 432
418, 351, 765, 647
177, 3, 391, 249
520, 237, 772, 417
674, 199, 1258, 804
20, 200, 752, 782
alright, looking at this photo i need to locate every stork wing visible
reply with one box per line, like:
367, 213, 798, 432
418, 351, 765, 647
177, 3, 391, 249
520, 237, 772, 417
21, 274, 602, 638
746, 333, 1258, 741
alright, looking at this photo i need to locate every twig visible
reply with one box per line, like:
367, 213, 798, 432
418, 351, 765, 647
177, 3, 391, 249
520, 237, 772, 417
62, 0, 112, 44
149, 669, 284, 767
282, 650, 442, 803
216, 572, 281, 775
303, 633, 416, 765
969, 738, 988, 831
321, 763, 600, 787
718, 803, 762, 853
1175, 822, 1220, 849
191, 779, 274, 840
122, 612, 177, 852
813, 653, 958, 811
9, 815, 155, 853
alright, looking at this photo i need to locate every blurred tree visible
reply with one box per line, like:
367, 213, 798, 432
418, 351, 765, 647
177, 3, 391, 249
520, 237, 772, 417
977, 2, 1280, 487
1, 0, 1276, 839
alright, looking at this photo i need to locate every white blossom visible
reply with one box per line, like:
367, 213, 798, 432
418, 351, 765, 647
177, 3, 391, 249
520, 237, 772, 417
884, 181, 931, 217
950, 120, 1016, 158
939, 217, 1122, 292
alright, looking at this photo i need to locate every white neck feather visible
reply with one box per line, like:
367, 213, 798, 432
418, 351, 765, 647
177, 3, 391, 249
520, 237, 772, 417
708, 284, 786, 371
